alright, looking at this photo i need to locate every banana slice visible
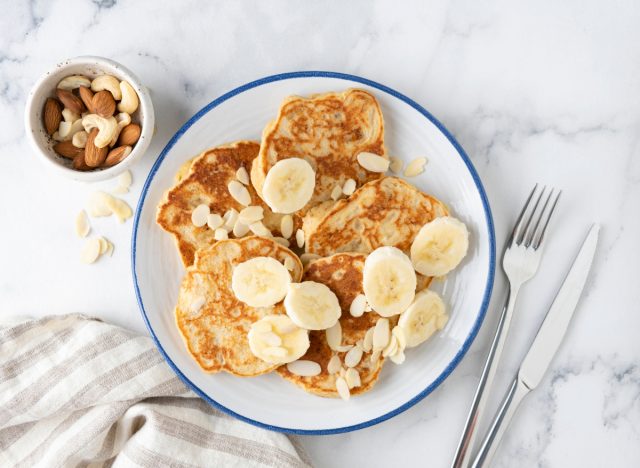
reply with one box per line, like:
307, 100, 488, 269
262, 158, 316, 214
248, 315, 310, 364
231, 257, 291, 308
363, 246, 417, 317
284, 281, 341, 330
398, 289, 448, 348
410, 216, 469, 277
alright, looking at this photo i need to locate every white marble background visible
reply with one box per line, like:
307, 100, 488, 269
1, 1, 639, 466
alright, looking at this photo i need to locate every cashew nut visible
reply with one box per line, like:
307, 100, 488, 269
90, 75, 122, 100
58, 119, 84, 141
82, 114, 118, 148
72, 131, 88, 148
57, 75, 91, 91
62, 108, 80, 123
117, 81, 139, 114
109, 112, 131, 147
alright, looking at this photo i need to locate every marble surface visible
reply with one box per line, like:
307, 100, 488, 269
1, 1, 639, 466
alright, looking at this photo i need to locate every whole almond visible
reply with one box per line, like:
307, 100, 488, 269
54, 140, 83, 159
43, 98, 62, 135
104, 145, 132, 167
56, 88, 85, 114
92, 90, 116, 118
85, 128, 108, 167
78, 86, 95, 113
72, 152, 91, 171
117, 123, 141, 146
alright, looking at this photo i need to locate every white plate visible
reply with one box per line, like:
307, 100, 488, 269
132, 72, 495, 434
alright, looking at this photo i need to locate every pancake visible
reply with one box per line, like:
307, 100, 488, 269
175, 236, 303, 376
277, 253, 388, 397
157, 141, 300, 266
251, 89, 387, 212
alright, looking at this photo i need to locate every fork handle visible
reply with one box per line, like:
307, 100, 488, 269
451, 286, 520, 468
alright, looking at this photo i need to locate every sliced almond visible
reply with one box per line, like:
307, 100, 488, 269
372, 318, 390, 350
327, 355, 342, 374
236, 166, 250, 185
363, 327, 374, 352
345, 368, 361, 389
80, 238, 101, 264
249, 221, 271, 237
214, 228, 228, 240
404, 157, 428, 177
98, 237, 109, 255
300, 253, 320, 266
284, 257, 297, 271
207, 213, 223, 230
382, 335, 399, 357
280, 215, 294, 239
392, 326, 407, 350
390, 349, 406, 365
75, 210, 90, 238
118, 170, 132, 190
105, 196, 132, 223
344, 346, 363, 368
369, 349, 382, 364
287, 360, 321, 377
336, 377, 350, 401
191, 204, 210, 227
349, 294, 367, 318
105, 241, 114, 257
342, 178, 356, 196
326, 322, 342, 351
238, 205, 264, 224
228, 180, 251, 206
389, 156, 403, 174
330, 185, 343, 201
339, 367, 347, 378
223, 209, 239, 230
357, 152, 389, 173
233, 220, 250, 237
273, 237, 290, 247
295, 229, 305, 248
87, 192, 113, 217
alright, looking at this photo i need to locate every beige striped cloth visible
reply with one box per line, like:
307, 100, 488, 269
0, 314, 311, 468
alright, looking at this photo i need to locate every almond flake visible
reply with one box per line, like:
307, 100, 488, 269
345, 368, 361, 389
236, 166, 250, 185
118, 170, 132, 189
273, 237, 290, 247
98, 237, 109, 255
249, 221, 272, 237
342, 178, 356, 196
191, 204, 210, 227
105, 196, 132, 223
390, 349, 406, 365
330, 185, 343, 201
335, 344, 354, 352
233, 220, 250, 237
373, 318, 390, 350
228, 180, 251, 206
327, 355, 342, 374
280, 215, 294, 239
364, 303, 372, 312
214, 228, 228, 241
382, 335, 398, 357
223, 209, 239, 230
80, 238, 101, 264
284, 257, 297, 271
239, 205, 264, 224
287, 360, 321, 377
105, 241, 114, 257
207, 213, 223, 230
389, 156, 403, 174
363, 327, 374, 352
326, 322, 342, 351
339, 367, 346, 378
336, 377, 350, 401
75, 210, 90, 238
370, 349, 382, 364
260, 331, 282, 347
300, 253, 320, 266
295, 229, 305, 248
392, 326, 407, 350
403, 157, 428, 177
357, 152, 389, 173
344, 346, 363, 368
349, 294, 367, 318
87, 192, 113, 217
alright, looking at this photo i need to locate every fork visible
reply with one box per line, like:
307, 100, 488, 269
451, 184, 561, 468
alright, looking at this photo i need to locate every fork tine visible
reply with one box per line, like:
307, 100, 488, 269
517, 186, 546, 245
525, 188, 554, 247
509, 184, 538, 246
532, 190, 561, 249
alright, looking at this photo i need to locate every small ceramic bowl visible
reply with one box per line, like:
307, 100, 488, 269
24, 56, 155, 182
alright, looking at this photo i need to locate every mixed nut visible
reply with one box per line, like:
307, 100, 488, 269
43, 74, 142, 171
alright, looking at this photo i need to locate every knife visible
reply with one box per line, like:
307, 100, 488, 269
470, 224, 600, 468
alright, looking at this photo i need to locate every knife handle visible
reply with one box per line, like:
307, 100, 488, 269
470, 377, 530, 468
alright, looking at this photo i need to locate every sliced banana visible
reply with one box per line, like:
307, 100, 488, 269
284, 281, 341, 330
262, 158, 316, 214
410, 216, 469, 277
231, 257, 291, 308
362, 246, 416, 317
248, 315, 310, 364
398, 289, 448, 348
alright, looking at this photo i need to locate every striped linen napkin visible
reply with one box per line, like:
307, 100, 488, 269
0, 314, 311, 468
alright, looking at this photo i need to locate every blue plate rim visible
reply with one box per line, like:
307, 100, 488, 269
131, 71, 496, 435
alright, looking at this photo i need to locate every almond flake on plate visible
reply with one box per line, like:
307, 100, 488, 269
345, 368, 361, 389
87, 192, 113, 217
105, 241, 114, 257
392, 325, 407, 350
273, 237, 290, 247
207, 213, 223, 230
236, 166, 250, 185
326, 322, 342, 351
295, 229, 305, 248
223, 208, 239, 230
357, 152, 389, 173
362, 327, 374, 352
228, 180, 251, 206
98, 237, 110, 255
191, 204, 210, 227
382, 335, 398, 357
75, 210, 90, 238
280, 215, 294, 239
342, 178, 356, 196
105, 196, 133, 223
403, 157, 428, 177
389, 156, 403, 174
118, 170, 132, 190
369, 349, 382, 364
239, 205, 264, 224
233, 220, 250, 237
214, 228, 228, 240
390, 349, 406, 365
287, 360, 321, 377
300, 253, 320, 266
327, 355, 342, 374
336, 377, 350, 401
344, 346, 363, 368
111, 185, 129, 195
330, 185, 343, 201
283, 257, 297, 271
372, 318, 390, 350
249, 221, 272, 237
349, 294, 367, 317
80, 237, 101, 264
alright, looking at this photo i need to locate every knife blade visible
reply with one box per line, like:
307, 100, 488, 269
518, 223, 600, 390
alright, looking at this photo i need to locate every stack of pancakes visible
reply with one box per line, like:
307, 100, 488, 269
157, 89, 448, 397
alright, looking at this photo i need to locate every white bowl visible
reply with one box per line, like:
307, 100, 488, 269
24, 56, 155, 182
